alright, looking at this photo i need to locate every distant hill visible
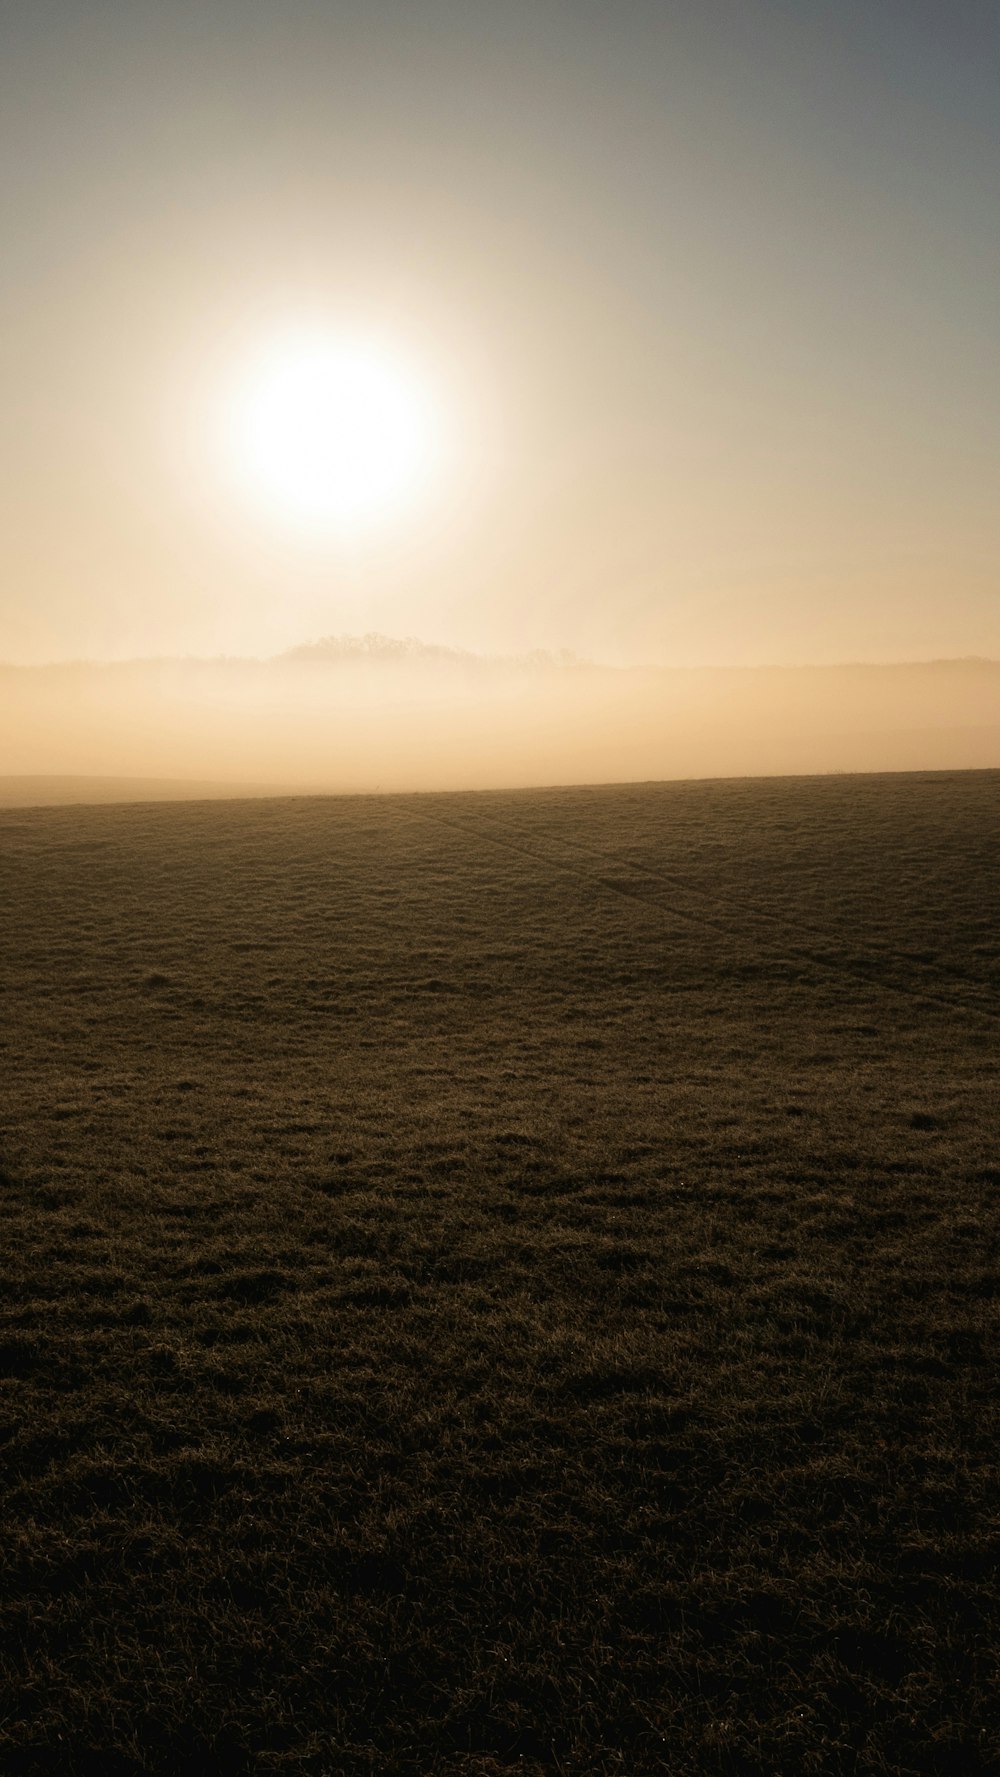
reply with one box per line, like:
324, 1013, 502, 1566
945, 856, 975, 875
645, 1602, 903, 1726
279, 632, 581, 669
1, 642, 998, 800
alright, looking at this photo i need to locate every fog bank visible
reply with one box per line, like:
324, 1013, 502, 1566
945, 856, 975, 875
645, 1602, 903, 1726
1, 642, 998, 800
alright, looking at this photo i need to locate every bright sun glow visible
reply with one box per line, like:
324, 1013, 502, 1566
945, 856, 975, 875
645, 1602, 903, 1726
225, 329, 444, 537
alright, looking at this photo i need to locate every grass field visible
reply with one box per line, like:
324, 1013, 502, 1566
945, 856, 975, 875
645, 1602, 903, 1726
1, 770, 998, 1775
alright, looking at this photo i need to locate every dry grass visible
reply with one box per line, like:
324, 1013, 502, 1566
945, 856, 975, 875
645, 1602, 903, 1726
1, 770, 998, 1774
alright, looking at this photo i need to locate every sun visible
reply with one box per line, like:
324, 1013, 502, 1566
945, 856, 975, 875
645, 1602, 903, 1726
224, 328, 444, 538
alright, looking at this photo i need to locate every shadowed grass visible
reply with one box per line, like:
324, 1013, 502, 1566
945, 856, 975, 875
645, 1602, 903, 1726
0, 771, 998, 1774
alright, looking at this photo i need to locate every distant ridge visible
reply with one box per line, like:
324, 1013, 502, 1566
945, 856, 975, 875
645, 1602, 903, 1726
280, 632, 479, 665
0, 638, 997, 673
0, 634, 586, 672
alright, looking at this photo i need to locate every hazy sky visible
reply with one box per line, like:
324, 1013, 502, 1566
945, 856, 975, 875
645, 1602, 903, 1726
2, 0, 998, 666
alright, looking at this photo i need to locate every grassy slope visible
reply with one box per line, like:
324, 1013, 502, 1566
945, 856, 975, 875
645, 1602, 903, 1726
0, 772, 998, 1775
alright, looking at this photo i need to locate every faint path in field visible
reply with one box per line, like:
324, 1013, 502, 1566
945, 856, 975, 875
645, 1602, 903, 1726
410, 804, 1000, 1028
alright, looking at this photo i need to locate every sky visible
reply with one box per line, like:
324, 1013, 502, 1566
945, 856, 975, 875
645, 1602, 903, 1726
2, 0, 999, 667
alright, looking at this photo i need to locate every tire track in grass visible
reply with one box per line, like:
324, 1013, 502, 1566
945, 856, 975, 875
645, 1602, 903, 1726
410, 804, 1000, 1029
471, 807, 1000, 1016
468, 808, 1000, 1021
